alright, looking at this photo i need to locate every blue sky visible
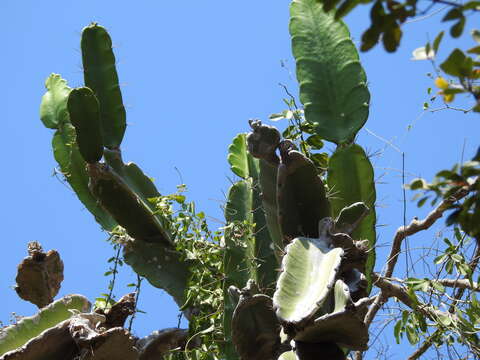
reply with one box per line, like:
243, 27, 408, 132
2, 1, 479, 358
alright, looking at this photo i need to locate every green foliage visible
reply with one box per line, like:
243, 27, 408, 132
316, 0, 480, 53
150, 187, 225, 360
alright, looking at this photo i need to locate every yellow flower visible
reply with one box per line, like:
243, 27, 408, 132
435, 77, 449, 90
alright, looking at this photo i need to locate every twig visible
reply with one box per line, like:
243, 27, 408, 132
370, 274, 452, 321
105, 245, 122, 309
363, 186, 470, 329
385, 185, 470, 278
127, 274, 143, 332
407, 244, 480, 358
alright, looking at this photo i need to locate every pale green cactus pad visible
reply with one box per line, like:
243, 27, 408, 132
0, 295, 91, 356
294, 280, 369, 350
273, 237, 343, 324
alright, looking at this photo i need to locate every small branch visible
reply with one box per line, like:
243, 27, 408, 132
435, 278, 479, 291
407, 245, 480, 358
127, 274, 143, 332
370, 274, 453, 321
385, 185, 470, 278
364, 292, 387, 328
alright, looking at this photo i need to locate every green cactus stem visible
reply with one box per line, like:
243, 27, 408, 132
0, 295, 91, 356
52, 122, 117, 230
123, 240, 190, 307
67, 87, 104, 163
88, 164, 171, 245
40, 73, 116, 230
39, 74, 71, 130
247, 121, 284, 261
231, 294, 280, 360
290, 0, 370, 144
277, 140, 331, 243
81, 23, 126, 148
334, 202, 370, 235
327, 144, 376, 291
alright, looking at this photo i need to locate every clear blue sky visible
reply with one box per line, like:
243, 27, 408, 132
1, 1, 479, 358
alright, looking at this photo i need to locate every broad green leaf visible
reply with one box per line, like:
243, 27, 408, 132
40, 74, 71, 129
440, 49, 471, 77
0, 295, 90, 355
433, 31, 445, 54
327, 144, 376, 291
273, 237, 343, 324
52, 124, 116, 230
290, 0, 370, 144
231, 295, 280, 360
81, 23, 126, 148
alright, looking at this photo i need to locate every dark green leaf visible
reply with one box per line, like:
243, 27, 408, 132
440, 49, 469, 77
467, 46, 480, 54
442, 8, 463, 21
450, 17, 466, 38
433, 31, 444, 54
306, 135, 324, 149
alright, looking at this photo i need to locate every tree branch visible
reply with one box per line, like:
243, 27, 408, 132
435, 278, 479, 291
385, 186, 470, 278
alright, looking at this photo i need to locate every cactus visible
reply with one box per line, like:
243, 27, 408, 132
31, 1, 379, 358
0, 295, 91, 356
290, 0, 370, 145
81, 23, 126, 149
39, 23, 190, 305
